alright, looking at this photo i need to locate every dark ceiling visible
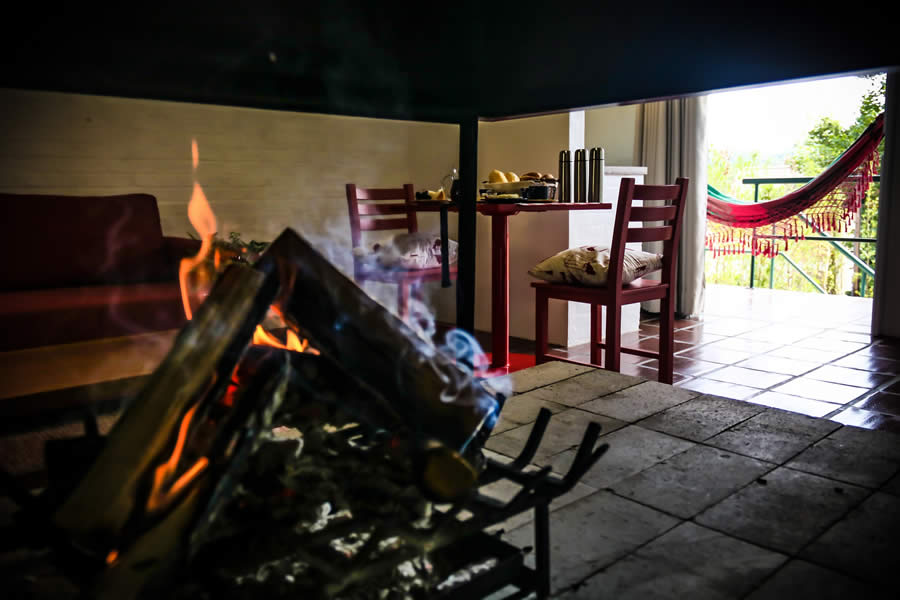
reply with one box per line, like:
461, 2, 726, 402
3, 1, 897, 123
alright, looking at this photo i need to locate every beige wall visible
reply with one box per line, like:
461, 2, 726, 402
477, 114, 571, 345
585, 104, 640, 166
0, 88, 460, 320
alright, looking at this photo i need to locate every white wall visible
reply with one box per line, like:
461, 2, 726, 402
0, 88, 460, 320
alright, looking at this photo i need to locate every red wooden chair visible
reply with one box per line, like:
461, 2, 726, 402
531, 177, 689, 384
346, 183, 457, 318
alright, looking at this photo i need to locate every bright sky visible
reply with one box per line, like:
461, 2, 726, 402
707, 75, 874, 157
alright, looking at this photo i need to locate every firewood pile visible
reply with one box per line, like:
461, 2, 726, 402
1, 229, 608, 600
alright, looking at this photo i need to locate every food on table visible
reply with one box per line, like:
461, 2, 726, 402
520, 172, 541, 180
488, 169, 508, 183
426, 188, 447, 201
505, 172, 520, 182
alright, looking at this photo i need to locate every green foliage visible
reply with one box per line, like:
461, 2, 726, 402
706, 74, 885, 297
787, 74, 884, 296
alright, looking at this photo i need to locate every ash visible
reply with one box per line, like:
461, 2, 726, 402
173, 387, 471, 600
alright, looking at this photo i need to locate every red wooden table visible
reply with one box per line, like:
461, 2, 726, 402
414, 201, 612, 370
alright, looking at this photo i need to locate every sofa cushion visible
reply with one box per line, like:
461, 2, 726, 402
0, 193, 169, 291
0, 283, 187, 351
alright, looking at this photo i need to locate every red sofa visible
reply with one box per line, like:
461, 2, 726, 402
0, 193, 201, 352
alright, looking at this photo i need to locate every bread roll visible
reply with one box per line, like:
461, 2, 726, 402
488, 169, 508, 183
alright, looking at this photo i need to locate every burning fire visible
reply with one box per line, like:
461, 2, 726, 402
179, 140, 217, 320
180, 139, 315, 355
146, 403, 209, 512
252, 326, 314, 353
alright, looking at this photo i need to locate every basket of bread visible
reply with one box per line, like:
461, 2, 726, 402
480, 170, 557, 202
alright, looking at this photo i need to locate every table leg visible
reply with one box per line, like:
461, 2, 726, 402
491, 214, 510, 369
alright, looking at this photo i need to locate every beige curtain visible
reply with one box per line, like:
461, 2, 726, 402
636, 96, 708, 318
873, 71, 899, 337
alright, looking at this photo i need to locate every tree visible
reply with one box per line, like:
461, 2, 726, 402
705, 74, 886, 296
787, 74, 885, 296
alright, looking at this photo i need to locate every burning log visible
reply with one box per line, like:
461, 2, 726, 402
256, 229, 504, 498
258, 229, 502, 456
51, 261, 283, 597
40, 227, 504, 598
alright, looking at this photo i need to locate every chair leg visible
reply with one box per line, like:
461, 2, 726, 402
590, 304, 602, 367
659, 294, 675, 384
605, 303, 622, 372
535, 289, 549, 364
398, 282, 411, 320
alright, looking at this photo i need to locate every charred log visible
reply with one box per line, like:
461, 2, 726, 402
257, 229, 504, 457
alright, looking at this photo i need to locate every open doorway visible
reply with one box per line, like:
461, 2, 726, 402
653, 72, 900, 431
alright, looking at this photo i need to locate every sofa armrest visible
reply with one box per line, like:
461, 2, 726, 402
161, 236, 203, 279
163, 236, 203, 262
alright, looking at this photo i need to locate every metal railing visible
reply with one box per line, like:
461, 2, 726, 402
735, 176, 878, 294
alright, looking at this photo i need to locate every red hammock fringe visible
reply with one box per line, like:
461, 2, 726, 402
706, 113, 884, 258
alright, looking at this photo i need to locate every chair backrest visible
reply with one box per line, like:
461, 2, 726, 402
607, 177, 690, 289
345, 183, 417, 249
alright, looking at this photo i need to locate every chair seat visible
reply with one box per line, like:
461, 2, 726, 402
356, 263, 458, 284
530, 277, 668, 304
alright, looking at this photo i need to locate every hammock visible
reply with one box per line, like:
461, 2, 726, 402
706, 112, 884, 258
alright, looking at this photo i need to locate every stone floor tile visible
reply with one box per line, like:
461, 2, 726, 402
677, 346, 754, 365
577, 381, 699, 422
612, 445, 773, 518
768, 345, 847, 363
703, 365, 793, 389
801, 492, 900, 588
527, 369, 645, 407
880, 471, 900, 497
557, 522, 786, 600
786, 426, 900, 488
771, 378, 868, 404
745, 560, 890, 600
829, 407, 900, 434
480, 470, 598, 533
503, 490, 679, 593
486, 409, 625, 463
509, 361, 595, 394
638, 395, 765, 442
547, 425, 695, 489
735, 355, 821, 376
806, 364, 893, 388
834, 353, 900, 374
745, 391, 840, 418
706, 408, 841, 464
675, 377, 761, 400
493, 390, 569, 434
695, 467, 867, 554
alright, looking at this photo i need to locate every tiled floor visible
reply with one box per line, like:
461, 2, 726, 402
487, 362, 900, 599
549, 284, 900, 434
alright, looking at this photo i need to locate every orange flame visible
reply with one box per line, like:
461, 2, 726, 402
252, 325, 319, 354
179, 139, 317, 355
179, 140, 217, 320
146, 403, 209, 512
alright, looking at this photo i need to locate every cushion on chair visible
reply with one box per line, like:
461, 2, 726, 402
528, 245, 663, 286
353, 232, 459, 271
